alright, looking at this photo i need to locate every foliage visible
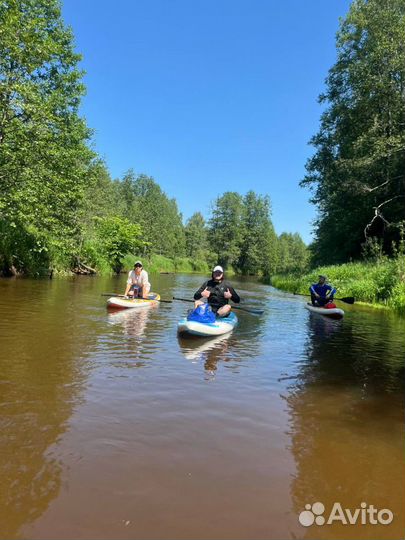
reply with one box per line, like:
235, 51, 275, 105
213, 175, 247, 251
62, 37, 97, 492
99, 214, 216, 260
124, 173, 186, 258
121, 254, 209, 274
209, 191, 285, 276
237, 191, 278, 276
185, 212, 207, 256
95, 216, 146, 274
209, 192, 245, 270
0, 1, 307, 280
277, 232, 309, 274
0, 0, 94, 273
301, 0, 405, 265
271, 256, 405, 312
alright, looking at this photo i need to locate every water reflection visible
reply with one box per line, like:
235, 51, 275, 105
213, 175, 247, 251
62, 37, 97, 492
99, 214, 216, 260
285, 306, 405, 539
1, 275, 404, 539
107, 306, 154, 339
178, 334, 233, 377
0, 278, 93, 538
303, 309, 405, 393
307, 312, 343, 340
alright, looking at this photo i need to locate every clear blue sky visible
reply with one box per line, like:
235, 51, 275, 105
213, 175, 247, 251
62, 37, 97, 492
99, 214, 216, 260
61, 0, 351, 244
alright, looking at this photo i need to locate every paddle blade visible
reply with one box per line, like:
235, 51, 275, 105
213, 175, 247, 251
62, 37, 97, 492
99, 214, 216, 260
338, 297, 355, 304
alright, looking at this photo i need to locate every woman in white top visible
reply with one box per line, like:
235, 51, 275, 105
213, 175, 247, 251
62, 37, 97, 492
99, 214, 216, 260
124, 261, 151, 299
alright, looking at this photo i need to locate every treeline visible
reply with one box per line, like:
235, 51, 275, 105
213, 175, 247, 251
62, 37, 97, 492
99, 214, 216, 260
302, 0, 405, 266
81, 167, 309, 277
0, 0, 307, 277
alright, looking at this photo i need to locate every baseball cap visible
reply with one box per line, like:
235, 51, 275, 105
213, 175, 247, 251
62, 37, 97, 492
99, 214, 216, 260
213, 265, 224, 273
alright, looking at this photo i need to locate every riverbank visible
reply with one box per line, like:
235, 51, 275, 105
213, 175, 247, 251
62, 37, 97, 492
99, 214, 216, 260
0, 253, 235, 278
121, 254, 211, 274
270, 257, 405, 313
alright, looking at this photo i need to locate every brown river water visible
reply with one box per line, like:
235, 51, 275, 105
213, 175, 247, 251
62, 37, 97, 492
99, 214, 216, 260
0, 274, 404, 540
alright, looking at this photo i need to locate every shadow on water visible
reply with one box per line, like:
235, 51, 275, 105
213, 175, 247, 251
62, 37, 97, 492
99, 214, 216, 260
285, 304, 405, 539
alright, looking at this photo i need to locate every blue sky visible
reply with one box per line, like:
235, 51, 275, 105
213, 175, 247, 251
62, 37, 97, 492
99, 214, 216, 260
62, 0, 351, 244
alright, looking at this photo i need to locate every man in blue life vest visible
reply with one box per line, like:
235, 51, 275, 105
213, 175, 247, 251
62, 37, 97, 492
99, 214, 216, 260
310, 275, 337, 307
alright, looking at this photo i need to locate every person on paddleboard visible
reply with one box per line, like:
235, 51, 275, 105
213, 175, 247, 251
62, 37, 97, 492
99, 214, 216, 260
310, 275, 336, 307
193, 265, 240, 317
124, 261, 151, 299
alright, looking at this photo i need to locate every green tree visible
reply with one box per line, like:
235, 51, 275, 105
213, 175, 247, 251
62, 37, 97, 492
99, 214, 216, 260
119, 169, 137, 220
209, 192, 244, 270
301, 0, 405, 265
96, 216, 145, 274
184, 212, 208, 258
277, 232, 309, 273
118, 173, 186, 258
237, 191, 278, 276
0, 0, 94, 273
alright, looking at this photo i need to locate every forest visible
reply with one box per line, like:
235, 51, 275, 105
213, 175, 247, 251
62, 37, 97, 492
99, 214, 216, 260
0, 0, 404, 294
0, 0, 307, 278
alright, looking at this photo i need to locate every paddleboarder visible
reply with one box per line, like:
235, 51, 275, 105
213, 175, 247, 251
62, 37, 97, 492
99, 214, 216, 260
194, 265, 240, 317
124, 261, 151, 299
310, 275, 337, 307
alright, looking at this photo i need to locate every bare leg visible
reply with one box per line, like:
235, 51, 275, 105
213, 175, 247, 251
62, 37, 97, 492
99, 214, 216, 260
216, 304, 231, 317
142, 284, 151, 298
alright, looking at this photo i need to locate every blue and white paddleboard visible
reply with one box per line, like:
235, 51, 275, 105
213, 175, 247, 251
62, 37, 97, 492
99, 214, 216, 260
177, 311, 238, 337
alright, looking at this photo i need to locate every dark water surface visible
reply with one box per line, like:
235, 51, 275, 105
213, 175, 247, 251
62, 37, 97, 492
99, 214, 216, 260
0, 274, 404, 540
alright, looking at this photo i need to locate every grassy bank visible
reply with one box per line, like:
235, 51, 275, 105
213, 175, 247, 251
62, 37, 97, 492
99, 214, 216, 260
122, 254, 210, 275
270, 257, 405, 313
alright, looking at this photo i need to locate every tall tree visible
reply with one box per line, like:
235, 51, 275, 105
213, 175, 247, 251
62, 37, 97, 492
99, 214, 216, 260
0, 0, 94, 273
301, 0, 405, 265
130, 174, 186, 257
209, 192, 244, 269
237, 191, 278, 276
277, 232, 309, 273
185, 212, 208, 259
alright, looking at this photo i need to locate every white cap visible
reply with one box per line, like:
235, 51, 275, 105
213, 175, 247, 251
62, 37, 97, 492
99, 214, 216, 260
213, 265, 224, 273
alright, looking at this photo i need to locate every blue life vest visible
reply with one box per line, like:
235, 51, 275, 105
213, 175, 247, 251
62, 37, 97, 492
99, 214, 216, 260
187, 303, 216, 323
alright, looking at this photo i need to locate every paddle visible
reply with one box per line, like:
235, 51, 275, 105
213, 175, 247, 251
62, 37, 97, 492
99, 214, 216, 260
172, 297, 264, 315
101, 293, 173, 303
293, 292, 355, 304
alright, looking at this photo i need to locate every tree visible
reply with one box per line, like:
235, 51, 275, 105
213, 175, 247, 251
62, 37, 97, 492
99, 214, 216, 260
184, 212, 208, 259
0, 0, 94, 273
209, 192, 244, 269
301, 0, 405, 265
119, 169, 137, 220
118, 173, 186, 257
277, 232, 309, 273
96, 216, 145, 274
237, 191, 278, 276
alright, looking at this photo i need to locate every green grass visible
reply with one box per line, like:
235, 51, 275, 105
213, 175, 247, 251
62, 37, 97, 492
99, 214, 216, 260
270, 256, 405, 313
122, 254, 210, 274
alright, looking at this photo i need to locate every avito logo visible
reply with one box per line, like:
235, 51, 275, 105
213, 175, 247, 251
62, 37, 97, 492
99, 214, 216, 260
299, 502, 394, 527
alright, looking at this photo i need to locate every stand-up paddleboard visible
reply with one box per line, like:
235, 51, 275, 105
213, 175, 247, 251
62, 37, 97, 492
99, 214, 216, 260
178, 311, 238, 337
107, 293, 160, 310
305, 303, 344, 319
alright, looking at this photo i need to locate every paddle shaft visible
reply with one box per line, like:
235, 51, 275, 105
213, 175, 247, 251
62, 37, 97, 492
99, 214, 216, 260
172, 297, 264, 315
293, 292, 355, 304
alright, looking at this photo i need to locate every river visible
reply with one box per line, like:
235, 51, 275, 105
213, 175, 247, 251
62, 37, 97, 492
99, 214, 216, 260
0, 273, 404, 539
